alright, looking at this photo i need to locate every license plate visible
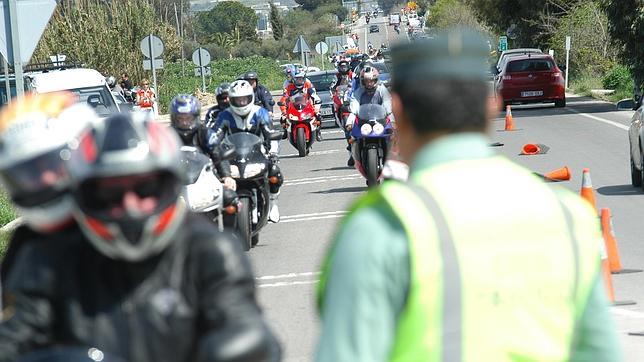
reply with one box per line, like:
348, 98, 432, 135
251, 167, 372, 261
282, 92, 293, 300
321, 108, 333, 115
521, 91, 543, 97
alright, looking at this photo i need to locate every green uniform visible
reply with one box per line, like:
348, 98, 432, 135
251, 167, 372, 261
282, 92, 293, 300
316, 133, 621, 362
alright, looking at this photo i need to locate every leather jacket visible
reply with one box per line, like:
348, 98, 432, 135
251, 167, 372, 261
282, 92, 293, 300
176, 124, 232, 178
0, 214, 281, 362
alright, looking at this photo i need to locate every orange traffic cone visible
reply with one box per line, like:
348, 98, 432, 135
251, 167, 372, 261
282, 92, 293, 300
579, 168, 597, 212
504, 105, 514, 131
602, 255, 636, 306
600, 208, 642, 274
521, 143, 541, 155
544, 166, 571, 181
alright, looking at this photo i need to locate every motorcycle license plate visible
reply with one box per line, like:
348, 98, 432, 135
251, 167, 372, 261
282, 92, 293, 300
521, 90, 543, 97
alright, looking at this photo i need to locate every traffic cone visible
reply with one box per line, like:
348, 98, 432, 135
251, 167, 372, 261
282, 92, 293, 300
602, 256, 636, 306
579, 168, 597, 212
504, 105, 514, 131
521, 143, 541, 155
600, 208, 642, 274
544, 166, 571, 181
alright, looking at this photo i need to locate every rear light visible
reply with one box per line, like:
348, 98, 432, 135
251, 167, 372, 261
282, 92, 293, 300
502, 75, 512, 80
552, 72, 561, 78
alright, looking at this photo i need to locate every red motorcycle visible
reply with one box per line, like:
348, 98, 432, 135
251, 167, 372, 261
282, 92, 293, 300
282, 94, 320, 157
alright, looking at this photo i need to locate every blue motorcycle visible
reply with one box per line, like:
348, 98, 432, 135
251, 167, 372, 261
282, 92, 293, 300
350, 103, 394, 186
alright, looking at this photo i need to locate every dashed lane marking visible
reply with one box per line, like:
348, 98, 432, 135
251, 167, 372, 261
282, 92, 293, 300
278, 210, 349, 224
283, 174, 362, 186
256, 271, 321, 281
258, 280, 318, 288
280, 149, 341, 157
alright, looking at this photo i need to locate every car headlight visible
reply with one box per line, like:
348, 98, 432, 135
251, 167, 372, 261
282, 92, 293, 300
243, 163, 266, 178
230, 165, 240, 178
289, 114, 299, 121
372, 123, 384, 135
360, 123, 373, 136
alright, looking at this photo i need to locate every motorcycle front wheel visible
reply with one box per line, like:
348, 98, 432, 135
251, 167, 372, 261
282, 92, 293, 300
366, 147, 379, 186
297, 128, 307, 157
237, 197, 252, 251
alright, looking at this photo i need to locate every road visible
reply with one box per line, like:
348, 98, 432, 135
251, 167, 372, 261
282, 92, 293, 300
252, 15, 644, 362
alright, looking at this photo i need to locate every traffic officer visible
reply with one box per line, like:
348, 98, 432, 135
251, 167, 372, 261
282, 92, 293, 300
316, 28, 621, 361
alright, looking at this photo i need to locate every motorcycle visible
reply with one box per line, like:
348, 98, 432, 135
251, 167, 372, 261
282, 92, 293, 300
349, 104, 394, 186
17, 346, 125, 362
366, 15, 370, 24
332, 84, 351, 129
179, 145, 239, 234
222, 132, 282, 250
281, 94, 320, 157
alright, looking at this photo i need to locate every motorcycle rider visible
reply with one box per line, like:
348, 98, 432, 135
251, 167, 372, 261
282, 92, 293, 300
106, 75, 124, 98
239, 71, 275, 115
0, 93, 97, 307
205, 82, 231, 128
280, 70, 323, 142
281, 64, 298, 91
344, 65, 394, 167
212, 80, 284, 223
0, 111, 282, 362
170, 94, 236, 191
331, 60, 354, 126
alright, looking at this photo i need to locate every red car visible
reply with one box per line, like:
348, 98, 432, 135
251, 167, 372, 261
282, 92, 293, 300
495, 54, 565, 108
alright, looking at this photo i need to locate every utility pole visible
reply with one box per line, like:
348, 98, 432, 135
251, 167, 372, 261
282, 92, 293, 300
7, 0, 24, 98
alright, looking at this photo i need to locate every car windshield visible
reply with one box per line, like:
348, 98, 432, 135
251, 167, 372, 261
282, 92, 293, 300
65, 86, 119, 117
507, 59, 554, 73
309, 73, 337, 91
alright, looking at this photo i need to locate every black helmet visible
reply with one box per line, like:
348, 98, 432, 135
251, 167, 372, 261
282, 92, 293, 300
338, 60, 350, 75
216, 82, 231, 97
169, 94, 201, 142
241, 71, 259, 82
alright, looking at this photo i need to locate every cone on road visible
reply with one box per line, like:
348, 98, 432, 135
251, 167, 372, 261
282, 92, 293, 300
600, 208, 642, 275
601, 257, 636, 306
521, 143, 541, 155
544, 166, 571, 181
580, 168, 597, 212
504, 105, 514, 131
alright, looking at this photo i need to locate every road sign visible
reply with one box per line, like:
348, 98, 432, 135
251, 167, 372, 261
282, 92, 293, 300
498, 36, 508, 52
191, 47, 211, 67
292, 35, 311, 53
565, 36, 571, 51
0, 0, 56, 65
194, 67, 212, 77
140, 35, 164, 58
142, 59, 164, 70
565, 36, 571, 90
315, 41, 328, 55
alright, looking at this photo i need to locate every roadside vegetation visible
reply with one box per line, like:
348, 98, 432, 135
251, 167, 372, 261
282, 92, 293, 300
1, 189, 15, 257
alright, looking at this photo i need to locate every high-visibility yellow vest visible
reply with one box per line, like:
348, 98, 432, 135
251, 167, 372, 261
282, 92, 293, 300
319, 156, 601, 362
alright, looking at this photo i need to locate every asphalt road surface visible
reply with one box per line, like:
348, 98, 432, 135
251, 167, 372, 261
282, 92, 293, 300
252, 16, 644, 362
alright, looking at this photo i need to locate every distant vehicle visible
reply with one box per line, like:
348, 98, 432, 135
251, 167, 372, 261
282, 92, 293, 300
307, 70, 338, 126
369, 24, 380, 33
496, 48, 543, 70
389, 14, 400, 26
628, 107, 644, 188
407, 12, 421, 28
495, 53, 565, 109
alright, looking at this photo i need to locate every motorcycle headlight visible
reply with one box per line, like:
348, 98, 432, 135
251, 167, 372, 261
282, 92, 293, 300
230, 165, 240, 178
360, 123, 373, 136
243, 163, 266, 178
289, 114, 299, 121
372, 123, 385, 135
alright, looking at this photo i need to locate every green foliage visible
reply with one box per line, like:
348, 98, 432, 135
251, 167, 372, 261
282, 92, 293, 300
314, 3, 348, 22
294, 0, 341, 12
197, 1, 259, 43
0, 188, 16, 228
427, 0, 490, 34
378, 0, 399, 14
570, 71, 603, 96
157, 57, 282, 111
602, 0, 644, 90
33, 0, 181, 83
0, 231, 9, 260
270, 3, 285, 40
602, 64, 633, 91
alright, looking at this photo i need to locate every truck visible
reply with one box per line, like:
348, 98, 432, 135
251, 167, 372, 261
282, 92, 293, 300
407, 12, 421, 29
389, 13, 400, 26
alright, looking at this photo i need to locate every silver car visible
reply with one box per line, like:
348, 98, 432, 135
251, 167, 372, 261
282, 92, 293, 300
307, 70, 339, 127
629, 105, 644, 188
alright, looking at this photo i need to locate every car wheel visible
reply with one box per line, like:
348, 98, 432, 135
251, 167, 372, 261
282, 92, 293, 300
632, 156, 642, 187
555, 98, 566, 108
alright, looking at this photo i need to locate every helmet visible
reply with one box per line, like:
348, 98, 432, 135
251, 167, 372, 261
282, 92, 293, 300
0, 92, 98, 232
337, 60, 350, 75
169, 94, 201, 140
215, 82, 231, 107
293, 71, 306, 89
228, 80, 255, 117
360, 65, 380, 91
106, 76, 116, 88
241, 71, 259, 82
67, 111, 186, 262
284, 64, 298, 81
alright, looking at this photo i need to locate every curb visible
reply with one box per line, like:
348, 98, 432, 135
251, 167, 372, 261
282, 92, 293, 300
1, 217, 22, 233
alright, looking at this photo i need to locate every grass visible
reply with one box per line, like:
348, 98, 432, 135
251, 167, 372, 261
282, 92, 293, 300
0, 188, 16, 228
570, 73, 603, 97
0, 231, 9, 259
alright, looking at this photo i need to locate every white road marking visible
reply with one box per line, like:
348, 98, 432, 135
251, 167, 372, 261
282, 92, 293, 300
258, 280, 318, 288
321, 129, 345, 135
567, 108, 629, 131
256, 271, 321, 281
286, 175, 363, 187
280, 214, 347, 223
281, 210, 348, 220
281, 149, 341, 157
612, 308, 644, 319
284, 174, 360, 183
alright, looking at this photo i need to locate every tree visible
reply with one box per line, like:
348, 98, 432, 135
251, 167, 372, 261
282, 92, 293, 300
270, 3, 284, 40
602, 0, 644, 89
294, 0, 336, 11
427, 0, 490, 34
197, 1, 258, 42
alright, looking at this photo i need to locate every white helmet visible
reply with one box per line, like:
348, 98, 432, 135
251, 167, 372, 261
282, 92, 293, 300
229, 80, 255, 117
0, 93, 98, 232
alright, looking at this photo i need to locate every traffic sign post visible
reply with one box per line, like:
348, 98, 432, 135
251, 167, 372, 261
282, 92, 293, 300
191, 47, 211, 93
498, 36, 508, 52
315, 41, 328, 71
565, 36, 571, 90
140, 34, 164, 95
293, 35, 311, 67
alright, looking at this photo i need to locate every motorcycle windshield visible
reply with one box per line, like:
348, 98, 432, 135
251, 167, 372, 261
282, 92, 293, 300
357, 104, 388, 125
180, 147, 210, 184
223, 132, 265, 163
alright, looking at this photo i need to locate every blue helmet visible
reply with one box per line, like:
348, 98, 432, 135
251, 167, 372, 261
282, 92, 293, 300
170, 94, 201, 139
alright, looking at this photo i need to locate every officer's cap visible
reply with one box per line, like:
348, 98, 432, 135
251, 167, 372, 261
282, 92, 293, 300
391, 28, 489, 85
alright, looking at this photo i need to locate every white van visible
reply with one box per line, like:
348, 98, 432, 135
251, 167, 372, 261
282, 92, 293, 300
26, 68, 120, 117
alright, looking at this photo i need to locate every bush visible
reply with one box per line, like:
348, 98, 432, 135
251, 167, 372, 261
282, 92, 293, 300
571, 71, 603, 96
602, 64, 633, 91
0, 188, 16, 228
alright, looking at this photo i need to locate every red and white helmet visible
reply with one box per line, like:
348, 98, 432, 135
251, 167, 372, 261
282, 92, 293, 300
67, 111, 186, 261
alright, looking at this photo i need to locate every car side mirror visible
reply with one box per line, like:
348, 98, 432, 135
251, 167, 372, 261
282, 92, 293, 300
269, 131, 284, 141
277, 101, 285, 107
87, 94, 103, 108
616, 99, 636, 111
490, 65, 499, 75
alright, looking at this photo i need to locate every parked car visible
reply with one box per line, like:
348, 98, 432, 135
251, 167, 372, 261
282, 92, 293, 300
495, 54, 565, 109
628, 105, 644, 188
369, 25, 379, 33
307, 70, 339, 126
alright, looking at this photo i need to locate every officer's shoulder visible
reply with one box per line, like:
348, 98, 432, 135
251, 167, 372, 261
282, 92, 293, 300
551, 185, 598, 221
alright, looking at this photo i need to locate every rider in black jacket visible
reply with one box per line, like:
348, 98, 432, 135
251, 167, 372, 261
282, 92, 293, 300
239, 71, 275, 115
205, 83, 231, 128
0, 111, 281, 362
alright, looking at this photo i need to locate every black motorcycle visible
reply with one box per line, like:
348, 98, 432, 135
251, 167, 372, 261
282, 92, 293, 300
222, 132, 282, 250
349, 104, 394, 186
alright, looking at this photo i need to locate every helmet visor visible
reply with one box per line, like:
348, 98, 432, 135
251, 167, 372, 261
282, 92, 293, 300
338, 64, 349, 73
0, 147, 70, 208
230, 95, 253, 108
294, 77, 305, 87
173, 113, 197, 131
